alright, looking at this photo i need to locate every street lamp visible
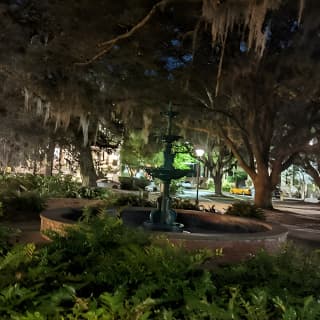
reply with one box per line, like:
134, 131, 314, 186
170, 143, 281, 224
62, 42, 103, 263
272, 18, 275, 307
195, 148, 204, 206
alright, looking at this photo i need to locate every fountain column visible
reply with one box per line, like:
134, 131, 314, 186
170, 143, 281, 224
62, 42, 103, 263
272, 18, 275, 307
144, 103, 191, 232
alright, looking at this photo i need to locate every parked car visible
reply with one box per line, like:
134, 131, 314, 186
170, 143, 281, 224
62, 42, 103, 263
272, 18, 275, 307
96, 179, 120, 189
179, 180, 193, 189
272, 187, 281, 199
230, 187, 251, 196
145, 181, 159, 192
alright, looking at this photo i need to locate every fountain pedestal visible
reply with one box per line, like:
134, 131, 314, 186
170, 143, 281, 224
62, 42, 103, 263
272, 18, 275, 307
144, 104, 192, 232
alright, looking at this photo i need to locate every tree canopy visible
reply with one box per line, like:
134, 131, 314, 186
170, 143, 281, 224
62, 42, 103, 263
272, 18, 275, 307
0, 0, 319, 205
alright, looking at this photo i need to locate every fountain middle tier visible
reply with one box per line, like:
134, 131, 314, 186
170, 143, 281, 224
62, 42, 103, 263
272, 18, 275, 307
145, 167, 191, 182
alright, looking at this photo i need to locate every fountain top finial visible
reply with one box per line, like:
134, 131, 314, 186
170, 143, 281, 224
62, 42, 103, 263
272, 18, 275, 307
161, 102, 179, 136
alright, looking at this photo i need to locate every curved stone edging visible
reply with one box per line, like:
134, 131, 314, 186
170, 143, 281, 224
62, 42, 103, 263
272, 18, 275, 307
40, 207, 288, 263
40, 208, 76, 239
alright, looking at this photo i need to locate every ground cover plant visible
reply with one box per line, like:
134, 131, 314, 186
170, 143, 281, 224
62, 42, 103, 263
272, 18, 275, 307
0, 174, 111, 220
102, 194, 201, 210
225, 201, 265, 220
0, 213, 319, 319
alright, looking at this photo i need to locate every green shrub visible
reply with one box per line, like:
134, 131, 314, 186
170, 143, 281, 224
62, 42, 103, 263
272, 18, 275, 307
37, 174, 80, 198
0, 216, 213, 318
0, 174, 112, 202
227, 170, 248, 184
77, 186, 110, 199
0, 226, 13, 255
171, 198, 199, 210
206, 178, 214, 191
1, 217, 320, 319
119, 176, 149, 190
0, 173, 80, 198
222, 181, 232, 192
1, 191, 46, 213
169, 179, 183, 194
106, 194, 155, 208
103, 195, 200, 210
225, 200, 265, 220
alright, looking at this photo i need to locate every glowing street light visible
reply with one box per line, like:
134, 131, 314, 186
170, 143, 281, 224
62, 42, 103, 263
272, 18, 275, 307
195, 149, 205, 206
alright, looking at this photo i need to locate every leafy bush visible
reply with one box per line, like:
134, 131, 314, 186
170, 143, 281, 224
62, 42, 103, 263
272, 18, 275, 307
207, 178, 214, 191
0, 173, 111, 203
0, 216, 213, 318
106, 194, 155, 208
77, 186, 110, 199
36, 174, 80, 198
227, 170, 248, 184
171, 198, 199, 210
0, 173, 80, 198
103, 195, 200, 210
225, 201, 265, 220
0, 226, 14, 255
0, 216, 320, 319
169, 179, 183, 194
0, 190, 46, 214
119, 176, 149, 190
222, 181, 232, 192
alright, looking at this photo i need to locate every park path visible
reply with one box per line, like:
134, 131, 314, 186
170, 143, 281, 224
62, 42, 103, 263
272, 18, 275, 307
200, 198, 320, 249
4, 198, 102, 244
267, 201, 320, 248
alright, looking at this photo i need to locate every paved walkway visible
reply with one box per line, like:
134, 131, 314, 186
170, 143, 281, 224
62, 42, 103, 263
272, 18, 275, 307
199, 198, 320, 249
3, 198, 102, 245
268, 200, 320, 249
2, 198, 320, 249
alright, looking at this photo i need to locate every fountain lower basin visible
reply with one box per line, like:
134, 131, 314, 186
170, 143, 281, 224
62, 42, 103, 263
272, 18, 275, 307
40, 207, 288, 263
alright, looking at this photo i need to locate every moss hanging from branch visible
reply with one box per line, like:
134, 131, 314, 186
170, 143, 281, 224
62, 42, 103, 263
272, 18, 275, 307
202, 0, 282, 57
298, 0, 305, 24
79, 113, 90, 146
201, 0, 304, 95
22, 86, 94, 145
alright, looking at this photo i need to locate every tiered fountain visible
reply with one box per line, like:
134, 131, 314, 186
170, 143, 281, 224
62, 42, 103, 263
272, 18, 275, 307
144, 103, 191, 232
40, 103, 288, 263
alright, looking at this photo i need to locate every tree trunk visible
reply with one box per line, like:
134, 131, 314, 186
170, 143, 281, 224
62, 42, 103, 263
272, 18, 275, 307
79, 144, 97, 187
305, 166, 320, 188
58, 147, 63, 174
213, 173, 223, 195
253, 173, 273, 209
33, 159, 37, 175
45, 141, 55, 176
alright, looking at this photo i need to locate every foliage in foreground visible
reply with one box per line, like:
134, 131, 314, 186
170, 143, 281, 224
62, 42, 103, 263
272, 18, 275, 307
225, 201, 265, 220
1, 215, 320, 319
0, 173, 110, 200
0, 174, 111, 219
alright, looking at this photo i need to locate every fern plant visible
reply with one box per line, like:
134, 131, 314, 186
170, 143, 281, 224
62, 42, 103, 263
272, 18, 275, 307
225, 201, 265, 220
1, 216, 320, 319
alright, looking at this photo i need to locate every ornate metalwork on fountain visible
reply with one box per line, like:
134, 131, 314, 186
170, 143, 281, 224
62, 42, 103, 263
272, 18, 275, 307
144, 103, 192, 232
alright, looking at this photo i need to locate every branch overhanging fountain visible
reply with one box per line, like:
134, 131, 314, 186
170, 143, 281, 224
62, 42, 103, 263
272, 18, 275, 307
144, 103, 192, 232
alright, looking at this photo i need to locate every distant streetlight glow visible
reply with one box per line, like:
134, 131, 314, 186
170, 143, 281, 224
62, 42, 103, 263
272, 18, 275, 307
195, 149, 205, 157
309, 138, 318, 146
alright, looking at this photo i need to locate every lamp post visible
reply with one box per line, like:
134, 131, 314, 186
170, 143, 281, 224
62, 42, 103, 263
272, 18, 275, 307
195, 148, 204, 206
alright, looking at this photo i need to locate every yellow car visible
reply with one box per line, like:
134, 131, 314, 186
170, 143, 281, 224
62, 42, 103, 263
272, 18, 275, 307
230, 187, 251, 196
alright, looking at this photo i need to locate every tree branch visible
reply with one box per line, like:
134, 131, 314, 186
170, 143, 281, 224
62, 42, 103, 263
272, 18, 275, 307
217, 123, 256, 179
301, 160, 320, 187
75, 0, 172, 66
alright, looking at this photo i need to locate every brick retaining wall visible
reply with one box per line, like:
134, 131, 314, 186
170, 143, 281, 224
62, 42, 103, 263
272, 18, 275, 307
40, 207, 288, 263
